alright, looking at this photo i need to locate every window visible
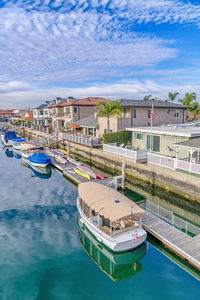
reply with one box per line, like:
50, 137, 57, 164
34, 110, 37, 116
73, 106, 78, 114
135, 133, 143, 140
174, 110, 180, 118
65, 107, 70, 115
104, 129, 107, 133
167, 109, 171, 114
39, 110, 43, 115
147, 135, 160, 152
147, 110, 151, 119
123, 109, 126, 118
53, 108, 56, 114
44, 110, 48, 115
132, 109, 137, 118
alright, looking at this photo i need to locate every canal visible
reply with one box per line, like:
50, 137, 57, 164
0, 145, 199, 299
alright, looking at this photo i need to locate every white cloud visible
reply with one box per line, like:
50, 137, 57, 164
0, 79, 199, 108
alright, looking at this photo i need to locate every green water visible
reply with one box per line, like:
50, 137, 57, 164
0, 145, 199, 299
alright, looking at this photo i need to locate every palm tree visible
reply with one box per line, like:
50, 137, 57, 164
178, 92, 196, 107
168, 92, 179, 102
143, 95, 152, 101
96, 101, 122, 133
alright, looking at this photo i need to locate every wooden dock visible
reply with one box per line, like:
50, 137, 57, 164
142, 211, 200, 272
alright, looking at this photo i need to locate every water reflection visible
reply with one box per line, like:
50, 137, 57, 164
13, 148, 22, 159
4, 147, 14, 158
78, 218, 147, 282
28, 165, 52, 179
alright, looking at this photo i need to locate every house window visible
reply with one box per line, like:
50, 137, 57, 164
39, 110, 43, 115
34, 111, 37, 116
122, 109, 126, 118
44, 110, 48, 115
61, 121, 64, 128
132, 109, 137, 118
167, 109, 171, 114
147, 135, 160, 152
174, 110, 180, 118
135, 133, 143, 140
53, 108, 56, 114
73, 106, 78, 114
147, 110, 151, 119
65, 107, 70, 115
104, 129, 107, 133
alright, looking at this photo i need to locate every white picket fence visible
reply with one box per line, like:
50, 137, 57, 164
147, 152, 200, 175
63, 133, 100, 147
103, 144, 147, 161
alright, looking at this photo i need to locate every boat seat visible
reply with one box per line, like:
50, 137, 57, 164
101, 226, 110, 236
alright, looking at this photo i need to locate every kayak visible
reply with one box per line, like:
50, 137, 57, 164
96, 174, 104, 180
55, 155, 67, 165
74, 168, 90, 180
67, 156, 80, 166
58, 149, 68, 155
77, 165, 96, 179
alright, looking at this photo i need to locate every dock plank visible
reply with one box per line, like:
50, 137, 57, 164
142, 211, 200, 271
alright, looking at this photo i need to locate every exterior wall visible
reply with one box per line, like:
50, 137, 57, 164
72, 106, 96, 122
132, 132, 189, 157
97, 107, 186, 137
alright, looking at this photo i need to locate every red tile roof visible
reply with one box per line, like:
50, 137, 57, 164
20, 110, 33, 120
0, 110, 15, 114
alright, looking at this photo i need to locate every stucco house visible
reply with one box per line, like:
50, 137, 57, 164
50, 97, 110, 133
98, 99, 188, 136
126, 125, 200, 158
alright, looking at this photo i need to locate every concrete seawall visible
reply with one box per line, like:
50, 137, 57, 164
60, 140, 200, 203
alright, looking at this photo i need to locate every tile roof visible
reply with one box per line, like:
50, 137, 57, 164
50, 97, 110, 108
20, 110, 33, 120
0, 110, 15, 114
118, 99, 188, 109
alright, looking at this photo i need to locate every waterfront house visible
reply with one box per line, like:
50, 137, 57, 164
50, 97, 110, 133
98, 99, 188, 136
33, 97, 70, 130
0, 110, 15, 122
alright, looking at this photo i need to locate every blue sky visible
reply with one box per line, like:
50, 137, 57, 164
0, 0, 200, 108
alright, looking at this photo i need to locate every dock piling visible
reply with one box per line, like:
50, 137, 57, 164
122, 160, 126, 190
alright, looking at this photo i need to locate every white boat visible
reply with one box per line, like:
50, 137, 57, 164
21, 143, 37, 158
2, 131, 17, 147
55, 155, 67, 165
12, 138, 26, 150
77, 182, 147, 252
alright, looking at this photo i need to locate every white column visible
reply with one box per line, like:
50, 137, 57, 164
175, 147, 179, 170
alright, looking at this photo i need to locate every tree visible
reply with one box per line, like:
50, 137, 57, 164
178, 92, 196, 107
143, 95, 152, 101
96, 101, 122, 133
168, 92, 179, 102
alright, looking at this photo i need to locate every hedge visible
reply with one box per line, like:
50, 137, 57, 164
103, 130, 132, 146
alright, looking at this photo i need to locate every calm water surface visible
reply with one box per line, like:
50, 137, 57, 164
0, 145, 199, 300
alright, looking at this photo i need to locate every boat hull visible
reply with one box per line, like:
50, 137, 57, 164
78, 201, 147, 252
28, 161, 49, 168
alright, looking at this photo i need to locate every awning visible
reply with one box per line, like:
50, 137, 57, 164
67, 124, 80, 129
78, 182, 144, 222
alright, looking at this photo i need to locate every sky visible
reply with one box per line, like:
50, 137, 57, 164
0, 0, 200, 108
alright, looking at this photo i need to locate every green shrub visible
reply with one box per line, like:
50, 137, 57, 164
103, 130, 132, 146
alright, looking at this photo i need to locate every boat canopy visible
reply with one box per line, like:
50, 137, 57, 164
12, 138, 26, 142
28, 153, 51, 164
78, 182, 144, 222
4, 131, 17, 140
21, 143, 36, 150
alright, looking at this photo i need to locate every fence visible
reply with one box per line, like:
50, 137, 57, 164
63, 133, 100, 147
147, 152, 200, 175
103, 144, 147, 161
141, 200, 200, 236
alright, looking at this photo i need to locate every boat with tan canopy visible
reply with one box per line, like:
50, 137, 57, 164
77, 182, 147, 252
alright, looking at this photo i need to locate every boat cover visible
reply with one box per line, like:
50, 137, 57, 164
28, 153, 51, 164
4, 131, 17, 140
12, 138, 26, 142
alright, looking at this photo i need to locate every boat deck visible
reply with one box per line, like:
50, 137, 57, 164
142, 211, 200, 271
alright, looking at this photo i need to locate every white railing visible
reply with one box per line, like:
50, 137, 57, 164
63, 133, 100, 147
147, 152, 200, 175
141, 200, 200, 236
103, 144, 147, 161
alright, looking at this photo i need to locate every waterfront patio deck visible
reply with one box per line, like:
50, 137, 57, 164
142, 211, 200, 272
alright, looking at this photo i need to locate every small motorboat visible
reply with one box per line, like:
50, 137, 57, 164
45, 150, 56, 158
74, 168, 90, 180
12, 138, 26, 150
28, 153, 51, 168
77, 165, 96, 179
54, 149, 66, 156
28, 164, 52, 179
21, 143, 42, 158
77, 182, 147, 252
2, 131, 17, 147
67, 156, 80, 166
55, 155, 67, 165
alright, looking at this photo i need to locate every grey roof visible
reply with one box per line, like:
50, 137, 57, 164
74, 114, 98, 128
118, 99, 188, 109
175, 137, 200, 149
35, 103, 48, 109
